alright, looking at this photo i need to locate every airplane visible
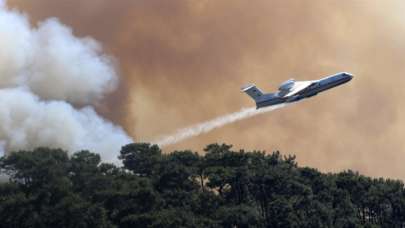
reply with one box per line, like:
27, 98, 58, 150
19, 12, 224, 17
241, 72, 353, 109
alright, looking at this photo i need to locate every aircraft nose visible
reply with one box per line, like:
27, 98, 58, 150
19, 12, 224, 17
344, 72, 354, 80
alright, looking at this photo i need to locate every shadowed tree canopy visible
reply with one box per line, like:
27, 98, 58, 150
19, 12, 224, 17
1, 143, 405, 227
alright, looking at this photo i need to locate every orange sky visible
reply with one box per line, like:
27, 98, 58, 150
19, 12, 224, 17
8, 0, 405, 179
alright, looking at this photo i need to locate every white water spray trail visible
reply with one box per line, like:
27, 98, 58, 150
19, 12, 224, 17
153, 103, 289, 147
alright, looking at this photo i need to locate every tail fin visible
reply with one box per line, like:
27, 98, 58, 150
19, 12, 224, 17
241, 84, 263, 101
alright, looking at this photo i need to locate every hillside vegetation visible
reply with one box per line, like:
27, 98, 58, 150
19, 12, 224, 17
1, 143, 405, 227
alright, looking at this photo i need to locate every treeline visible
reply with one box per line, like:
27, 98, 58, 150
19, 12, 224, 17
1, 143, 405, 228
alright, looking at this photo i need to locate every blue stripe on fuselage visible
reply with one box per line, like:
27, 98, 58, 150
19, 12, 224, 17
302, 73, 352, 96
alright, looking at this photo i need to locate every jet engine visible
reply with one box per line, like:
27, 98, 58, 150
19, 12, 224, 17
279, 79, 295, 91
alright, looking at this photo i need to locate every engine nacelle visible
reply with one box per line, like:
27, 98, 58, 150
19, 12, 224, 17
279, 79, 295, 91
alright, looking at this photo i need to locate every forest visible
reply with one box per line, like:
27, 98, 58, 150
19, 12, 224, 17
1, 143, 405, 228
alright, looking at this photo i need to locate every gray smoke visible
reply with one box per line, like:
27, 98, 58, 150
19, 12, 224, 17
153, 104, 289, 147
0, 2, 131, 163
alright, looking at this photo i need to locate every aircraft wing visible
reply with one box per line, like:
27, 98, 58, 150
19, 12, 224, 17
283, 81, 314, 97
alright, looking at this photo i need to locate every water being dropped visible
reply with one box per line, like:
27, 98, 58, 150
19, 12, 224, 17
152, 103, 289, 147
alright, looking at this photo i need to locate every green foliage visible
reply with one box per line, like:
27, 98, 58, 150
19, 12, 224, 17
1, 143, 405, 227
119, 143, 161, 177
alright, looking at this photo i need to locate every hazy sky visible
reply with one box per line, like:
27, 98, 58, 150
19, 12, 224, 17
8, 0, 405, 179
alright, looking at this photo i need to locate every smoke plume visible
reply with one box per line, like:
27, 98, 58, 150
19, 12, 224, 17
0, 3, 131, 163
153, 104, 288, 147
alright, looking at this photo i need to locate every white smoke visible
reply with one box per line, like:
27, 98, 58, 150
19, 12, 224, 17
152, 104, 289, 147
0, 7, 117, 105
0, 3, 132, 162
